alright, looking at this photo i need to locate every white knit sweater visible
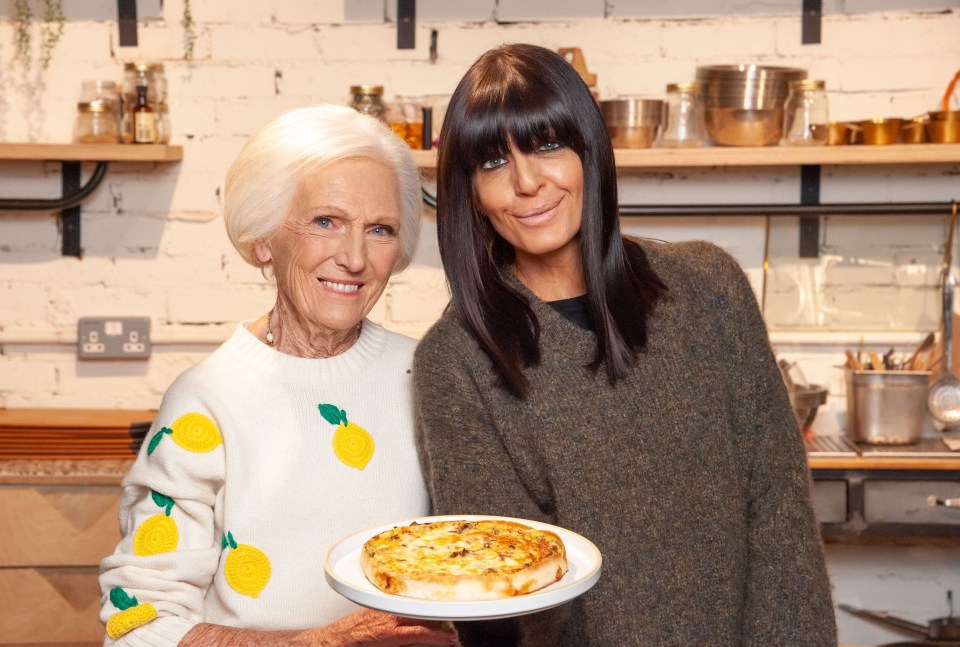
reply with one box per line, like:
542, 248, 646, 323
99, 321, 430, 646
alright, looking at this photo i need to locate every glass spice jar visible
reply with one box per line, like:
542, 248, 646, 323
782, 79, 829, 146
74, 99, 119, 144
661, 82, 705, 148
350, 85, 387, 122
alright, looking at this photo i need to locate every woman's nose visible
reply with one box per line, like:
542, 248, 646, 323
334, 229, 367, 272
512, 155, 544, 195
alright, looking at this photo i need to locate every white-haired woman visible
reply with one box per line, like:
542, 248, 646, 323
99, 105, 455, 647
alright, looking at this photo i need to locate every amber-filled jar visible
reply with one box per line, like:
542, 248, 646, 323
74, 99, 119, 143
350, 85, 387, 122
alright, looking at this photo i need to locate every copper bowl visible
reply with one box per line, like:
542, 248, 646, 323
858, 118, 904, 145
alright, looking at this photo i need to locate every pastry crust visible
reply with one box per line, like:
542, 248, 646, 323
360, 519, 568, 601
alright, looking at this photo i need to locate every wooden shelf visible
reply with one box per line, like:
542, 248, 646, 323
0, 142, 182, 163
412, 143, 960, 170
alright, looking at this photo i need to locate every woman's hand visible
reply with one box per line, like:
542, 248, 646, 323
317, 608, 457, 646
181, 610, 457, 647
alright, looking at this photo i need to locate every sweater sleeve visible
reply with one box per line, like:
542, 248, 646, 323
98, 379, 225, 647
707, 243, 837, 645
413, 322, 569, 647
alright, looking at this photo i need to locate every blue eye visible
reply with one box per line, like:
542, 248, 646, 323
371, 225, 396, 237
539, 142, 563, 152
481, 157, 507, 170
314, 216, 333, 228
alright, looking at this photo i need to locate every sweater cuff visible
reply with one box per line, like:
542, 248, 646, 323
105, 616, 196, 647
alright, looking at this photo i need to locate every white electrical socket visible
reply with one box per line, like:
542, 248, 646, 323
77, 317, 151, 360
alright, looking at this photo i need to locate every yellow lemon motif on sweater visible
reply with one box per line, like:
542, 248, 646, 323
147, 412, 223, 455
133, 491, 178, 556
319, 403, 374, 470
106, 587, 157, 639
222, 531, 271, 598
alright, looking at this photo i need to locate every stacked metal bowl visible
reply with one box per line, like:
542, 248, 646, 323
696, 64, 807, 146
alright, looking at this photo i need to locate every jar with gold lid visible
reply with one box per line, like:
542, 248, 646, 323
661, 81, 705, 147
350, 85, 387, 122
74, 99, 119, 144
782, 79, 829, 145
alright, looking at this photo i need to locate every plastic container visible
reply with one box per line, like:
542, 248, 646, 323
782, 79, 829, 145
661, 82, 705, 148
845, 369, 932, 444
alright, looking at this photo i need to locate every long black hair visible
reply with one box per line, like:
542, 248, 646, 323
436, 43, 667, 399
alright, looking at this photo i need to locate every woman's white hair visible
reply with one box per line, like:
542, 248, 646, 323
223, 104, 422, 274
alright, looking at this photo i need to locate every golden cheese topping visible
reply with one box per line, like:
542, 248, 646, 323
360, 519, 568, 600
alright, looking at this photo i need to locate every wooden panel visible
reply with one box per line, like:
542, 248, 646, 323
0, 486, 120, 567
0, 567, 104, 644
0, 409, 155, 429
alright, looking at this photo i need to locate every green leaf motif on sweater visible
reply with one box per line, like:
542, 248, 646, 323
110, 586, 138, 611
146, 427, 173, 455
151, 490, 174, 516
318, 403, 348, 426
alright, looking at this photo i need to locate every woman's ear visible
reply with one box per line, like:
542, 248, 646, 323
253, 241, 272, 264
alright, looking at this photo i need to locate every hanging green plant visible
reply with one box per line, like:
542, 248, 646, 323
182, 0, 196, 60
12, 0, 65, 70
40, 0, 65, 70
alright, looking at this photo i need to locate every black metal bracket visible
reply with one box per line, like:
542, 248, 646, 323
802, 0, 822, 45
799, 164, 821, 258
397, 0, 416, 49
117, 0, 138, 46
0, 161, 109, 258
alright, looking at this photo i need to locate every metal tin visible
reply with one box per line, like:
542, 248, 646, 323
845, 369, 932, 445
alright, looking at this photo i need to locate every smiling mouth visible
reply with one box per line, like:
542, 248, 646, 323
321, 279, 361, 294
516, 200, 561, 222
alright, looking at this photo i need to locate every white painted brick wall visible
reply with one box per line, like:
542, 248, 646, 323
0, 3, 956, 414
1, 5, 959, 639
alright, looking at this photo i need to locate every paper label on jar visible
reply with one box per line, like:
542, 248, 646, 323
134, 112, 157, 143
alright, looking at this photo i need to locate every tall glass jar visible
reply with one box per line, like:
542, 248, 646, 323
661, 82, 705, 147
350, 85, 387, 122
782, 79, 829, 145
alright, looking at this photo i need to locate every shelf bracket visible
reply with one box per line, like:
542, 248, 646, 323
802, 0, 822, 45
117, 0, 138, 46
799, 165, 821, 258
397, 0, 416, 49
0, 161, 109, 258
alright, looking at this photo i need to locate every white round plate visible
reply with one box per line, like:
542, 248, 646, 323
323, 514, 602, 621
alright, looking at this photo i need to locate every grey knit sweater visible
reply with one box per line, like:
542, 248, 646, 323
413, 238, 837, 646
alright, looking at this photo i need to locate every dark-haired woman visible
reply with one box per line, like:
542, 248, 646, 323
412, 43, 836, 646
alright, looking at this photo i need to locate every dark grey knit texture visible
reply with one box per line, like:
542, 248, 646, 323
413, 238, 837, 646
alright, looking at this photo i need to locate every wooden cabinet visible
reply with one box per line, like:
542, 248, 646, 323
0, 480, 124, 646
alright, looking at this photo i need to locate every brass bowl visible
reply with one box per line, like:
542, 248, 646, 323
827, 122, 862, 145
600, 99, 664, 148
928, 109, 960, 121
900, 118, 929, 144
926, 118, 960, 144
858, 118, 904, 145
705, 107, 783, 146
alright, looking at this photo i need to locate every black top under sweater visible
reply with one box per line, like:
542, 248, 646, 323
412, 238, 837, 647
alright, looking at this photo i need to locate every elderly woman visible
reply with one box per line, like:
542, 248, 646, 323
99, 105, 455, 647
413, 44, 836, 645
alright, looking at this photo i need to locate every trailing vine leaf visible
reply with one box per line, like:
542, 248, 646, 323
14, 0, 32, 65
182, 0, 196, 60
40, 0, 65, 70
